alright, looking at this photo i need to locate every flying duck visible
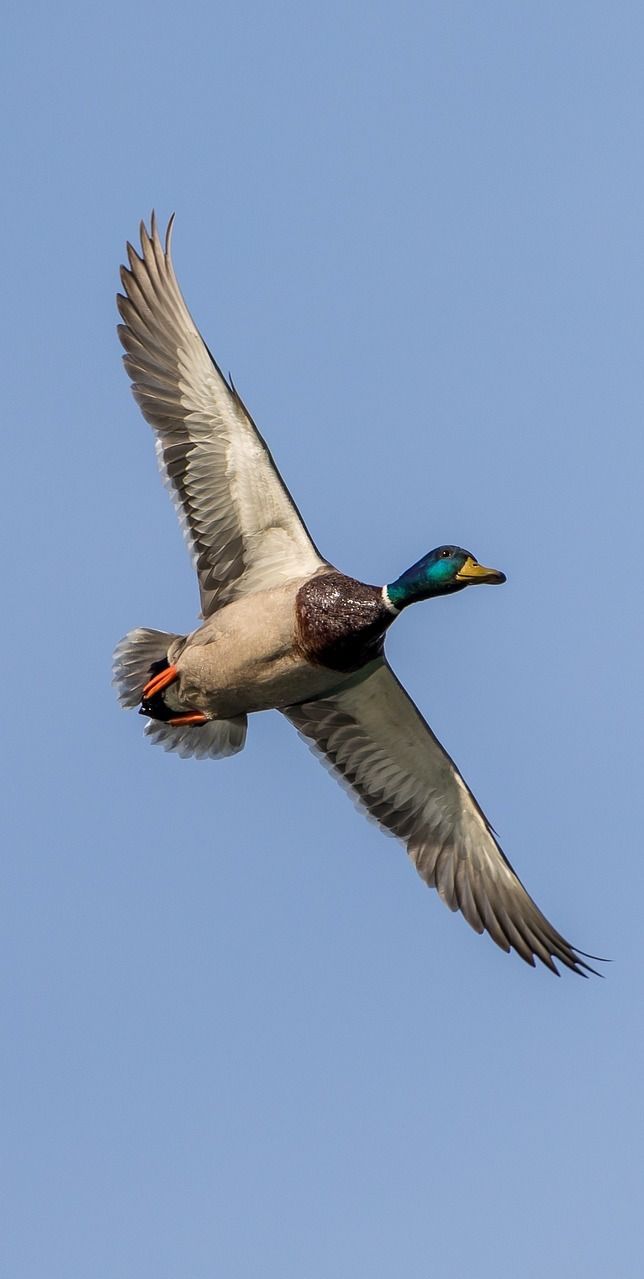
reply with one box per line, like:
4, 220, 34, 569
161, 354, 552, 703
113, 215, 597, 976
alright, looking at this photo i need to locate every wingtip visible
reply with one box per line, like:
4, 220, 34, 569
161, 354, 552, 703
557, 949, 604, 979
568, 944, 609, 979
128, 210, 175, 260
165, 211, 176, 257
126, 239, 142, 271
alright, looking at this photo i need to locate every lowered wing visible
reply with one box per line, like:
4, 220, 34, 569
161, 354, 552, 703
283, 660, 595, 974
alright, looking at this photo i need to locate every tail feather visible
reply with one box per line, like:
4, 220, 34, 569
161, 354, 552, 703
144, 715, 247, 760
113, 626, 248, 761
112, 627, 181, 708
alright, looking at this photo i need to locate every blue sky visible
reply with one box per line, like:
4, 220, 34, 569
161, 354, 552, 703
2, 2, 643, 1275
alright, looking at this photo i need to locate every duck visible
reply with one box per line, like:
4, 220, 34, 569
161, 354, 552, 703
113, 214, 596, 976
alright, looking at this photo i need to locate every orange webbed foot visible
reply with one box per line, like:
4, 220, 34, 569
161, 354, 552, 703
142, 664, 178, 700
167, 712, 209, 727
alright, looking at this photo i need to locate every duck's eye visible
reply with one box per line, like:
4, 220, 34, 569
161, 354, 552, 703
441, 549, 451, 558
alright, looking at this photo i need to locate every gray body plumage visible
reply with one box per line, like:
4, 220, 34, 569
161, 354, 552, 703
162, 575, 366, 719
159, 571, 393, 719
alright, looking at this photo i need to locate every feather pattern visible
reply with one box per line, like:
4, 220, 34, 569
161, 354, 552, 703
283, 661, 595, 975
117, 214, 326, 616
144, 714, 247, 760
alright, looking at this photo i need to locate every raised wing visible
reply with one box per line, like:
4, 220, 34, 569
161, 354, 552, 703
283, 661, 595, 974
117, 215, 327, 616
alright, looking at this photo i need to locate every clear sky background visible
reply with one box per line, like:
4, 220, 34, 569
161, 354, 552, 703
2, 3, 642, 1276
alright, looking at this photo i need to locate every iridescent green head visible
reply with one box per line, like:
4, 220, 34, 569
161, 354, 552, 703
386, 545, 506, 610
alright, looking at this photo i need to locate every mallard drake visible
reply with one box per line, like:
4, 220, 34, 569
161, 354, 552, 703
113, 215, 596, 976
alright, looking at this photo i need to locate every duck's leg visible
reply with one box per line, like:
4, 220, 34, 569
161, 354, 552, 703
142, 664, 178, 700
168, 712, 209, 726
140, 659, 208, 728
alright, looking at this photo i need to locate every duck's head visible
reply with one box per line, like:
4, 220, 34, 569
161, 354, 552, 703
386, 546, 506, 610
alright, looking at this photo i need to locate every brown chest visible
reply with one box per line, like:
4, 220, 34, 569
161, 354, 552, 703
295, 572, 394, 673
